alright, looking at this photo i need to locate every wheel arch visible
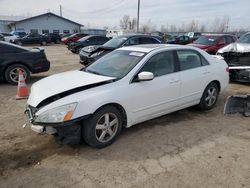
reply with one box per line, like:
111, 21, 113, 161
2, 61, 31, 75
210, 80, 221, 92
93, 103, 128, 127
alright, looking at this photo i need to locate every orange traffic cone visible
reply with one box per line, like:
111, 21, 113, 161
16, 69, 29, 100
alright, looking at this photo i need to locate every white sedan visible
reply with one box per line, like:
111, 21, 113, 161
1, 32, 18, 43
25, 44, 229, 148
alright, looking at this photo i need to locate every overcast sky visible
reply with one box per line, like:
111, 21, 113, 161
0, 0, 249, 31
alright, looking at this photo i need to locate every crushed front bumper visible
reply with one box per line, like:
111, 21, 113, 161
25, 105, 89, 145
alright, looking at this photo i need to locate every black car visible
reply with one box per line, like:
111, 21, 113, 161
79, 35, 164, 66
166, 35, 191, 45
68, 35, 110, 54
43, 33, 61, 44
217, 32, 250, 82
0, 34, 4, 41
0, 41, 50, 84
14, 33, 51, 46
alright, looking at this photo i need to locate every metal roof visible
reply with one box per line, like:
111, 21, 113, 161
11, 12, 83, 26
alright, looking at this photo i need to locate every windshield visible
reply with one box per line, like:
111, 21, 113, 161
102, 36, 128, 48
78, 35, 91, 42
238, 33, 250, 43
85, 50, 146, 79
194, 36, 218, 45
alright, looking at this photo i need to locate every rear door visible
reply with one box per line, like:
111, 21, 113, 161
127, 50, 181, 124
176, 49, 212, 107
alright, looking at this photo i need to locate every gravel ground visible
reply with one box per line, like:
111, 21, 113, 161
0, 44, 250, 188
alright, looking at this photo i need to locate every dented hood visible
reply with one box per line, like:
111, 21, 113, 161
218, 42, 250, 53
27, 70, 115, 107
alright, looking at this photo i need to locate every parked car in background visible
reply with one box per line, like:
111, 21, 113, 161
188, 34, 237, 54
79, 35, 164, 66
0, 34, 4, 41
42, 33, 61, 44
59, 33, 71, 38
13, 33, 51, 46
0, 32, 18, 43
10, 30, 27, 38
217, 32, 250, 82
68, 35, 110, 54
0, 41, 50, 84
187, 32, 202, 42
166, 35, 191, 45
25, 44, 229, 148
61, 33, 88, 45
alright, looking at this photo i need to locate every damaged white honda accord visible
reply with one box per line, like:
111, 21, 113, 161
25, 44, 229, 148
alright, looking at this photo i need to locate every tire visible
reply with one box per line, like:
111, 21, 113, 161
17, 41, 22, 46
41, 41, 47, 46
56, 39, 60, 44
198, 82, 219, 110
82, 106, 123, 148
5, 64, 30, 85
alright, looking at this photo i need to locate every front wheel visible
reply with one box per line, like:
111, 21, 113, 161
198, 82, 219, 110
82, 106, 123, 148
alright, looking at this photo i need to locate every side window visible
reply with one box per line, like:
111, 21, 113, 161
124, 37, 140, 46
139, 37, 160, 44
101, 37, 109, 43
140, 51, 175, 77
226, 36, 234, 44
218, 37, 226, 44
177, 50, 203, 71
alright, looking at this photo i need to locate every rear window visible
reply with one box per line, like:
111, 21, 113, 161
194, 36, 219, 45
0, 42, 28, 54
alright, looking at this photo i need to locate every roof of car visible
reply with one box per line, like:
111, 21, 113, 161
116, 34, 159, 38
120, 44, 186, 53
202, 34, 235, 37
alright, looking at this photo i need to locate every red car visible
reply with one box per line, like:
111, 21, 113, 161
61, 33, 88, 45
188, 34, 236, 54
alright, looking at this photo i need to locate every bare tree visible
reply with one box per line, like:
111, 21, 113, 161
211, 16, 230, 32
129, 18, 137, 31
140, 20, 156, 33
199, 24, 206, 32
120, 15, 130, 30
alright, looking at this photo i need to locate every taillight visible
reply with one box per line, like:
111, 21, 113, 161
226, 67, 229, 72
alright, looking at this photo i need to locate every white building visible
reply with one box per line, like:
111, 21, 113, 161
9, 12, 83, 34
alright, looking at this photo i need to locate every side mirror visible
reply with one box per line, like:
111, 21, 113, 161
138, 72, 154, 81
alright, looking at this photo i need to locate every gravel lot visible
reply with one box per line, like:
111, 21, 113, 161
0, 44, 250, 188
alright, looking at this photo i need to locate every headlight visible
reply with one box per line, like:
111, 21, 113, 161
90, 51, 104, 58
81, 46, 97, 53
35, 103, 77, 123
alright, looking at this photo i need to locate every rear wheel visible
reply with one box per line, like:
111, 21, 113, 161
56, 39, 60, 44
5, 64, 30, 85
17, 41, 22, 46
41, 41, 47, 46
82, 106, 123, 148
198, 82, 219, 110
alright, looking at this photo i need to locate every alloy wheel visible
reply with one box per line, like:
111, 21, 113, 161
95, 113, 119, 143
205, 87, 217, 107
9, 68, 27, 83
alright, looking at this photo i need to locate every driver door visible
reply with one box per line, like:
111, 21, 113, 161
126, 50, 181, 124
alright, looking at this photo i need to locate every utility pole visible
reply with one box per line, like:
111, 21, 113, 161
60, 5, 62, 17
137, 0, 140, 33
